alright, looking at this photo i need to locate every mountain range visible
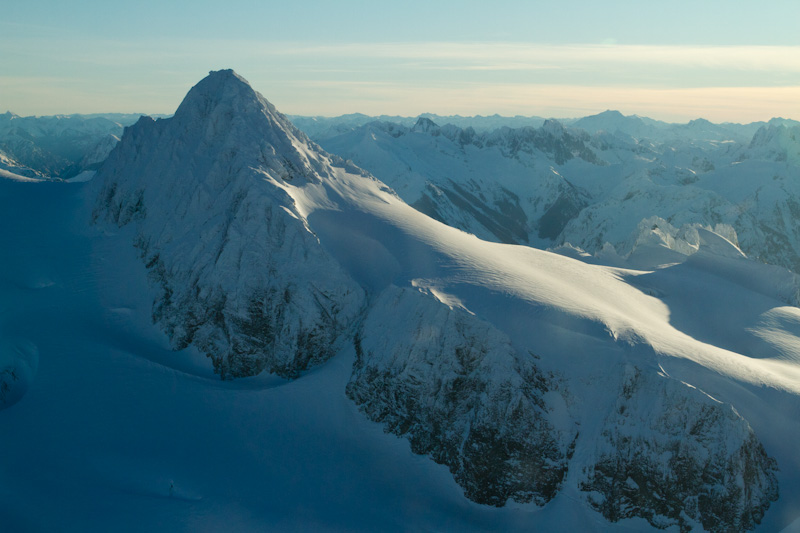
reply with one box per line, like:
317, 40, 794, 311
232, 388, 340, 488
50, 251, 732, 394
2, 70, 800, 532
314, 110, 800, 275
0, 112, 169, 180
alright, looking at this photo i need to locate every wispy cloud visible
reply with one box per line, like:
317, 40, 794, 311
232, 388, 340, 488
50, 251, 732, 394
250, 42, 800, 121
3, 36, 799, 121
254, 42, 800, 74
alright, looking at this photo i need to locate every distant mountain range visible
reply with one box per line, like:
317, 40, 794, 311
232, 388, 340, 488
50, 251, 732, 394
310, 111, 800, 274
0, 112, 169, 179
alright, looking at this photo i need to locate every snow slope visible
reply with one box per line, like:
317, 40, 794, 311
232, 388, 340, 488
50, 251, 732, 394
0, 176, 528, 533
0, 157, 644, 533
3, 71, 800, 531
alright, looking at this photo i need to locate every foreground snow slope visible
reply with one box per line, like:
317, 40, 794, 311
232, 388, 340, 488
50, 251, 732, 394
3, 71, 800, 531
0, 178, 527, 532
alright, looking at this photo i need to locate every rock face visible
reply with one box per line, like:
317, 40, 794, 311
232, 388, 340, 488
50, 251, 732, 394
93, 70, 365, 378
581, 365, 778, 532
347, 286, 577, 506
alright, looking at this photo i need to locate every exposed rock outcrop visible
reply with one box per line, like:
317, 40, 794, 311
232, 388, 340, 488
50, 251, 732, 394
581, 365, 778, 532
348, 286, 577, 506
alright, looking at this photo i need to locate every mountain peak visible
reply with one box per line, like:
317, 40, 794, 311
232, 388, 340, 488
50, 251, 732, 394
687, 118, 713, 128
93, 69, 365, 379
598, 109, 625, 118
157, 69, 332, 182
768, 117, 800, 128
173, 69, 266, 122
412, 116, 440, 134
542, 118, 565, 136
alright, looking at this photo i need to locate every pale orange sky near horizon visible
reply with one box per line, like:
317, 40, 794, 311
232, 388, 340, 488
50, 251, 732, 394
3, 2, 800, 123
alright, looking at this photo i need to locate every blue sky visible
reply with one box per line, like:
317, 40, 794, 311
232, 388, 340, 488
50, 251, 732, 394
2, 0, 799, 122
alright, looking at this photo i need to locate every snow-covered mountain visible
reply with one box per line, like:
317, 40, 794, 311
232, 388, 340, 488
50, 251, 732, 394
0, 111, 154, 179
316, 112, 800, 274
289, 113, 547, 141
571, 110, 767, 145
318, 117, 600, 248
572, 110, 670, 140
93, 72, 365, 378
3, 70, 800, 532
560, 121, 800, 272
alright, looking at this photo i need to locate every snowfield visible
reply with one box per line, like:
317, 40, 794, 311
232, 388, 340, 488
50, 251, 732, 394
2, 70, 800, 532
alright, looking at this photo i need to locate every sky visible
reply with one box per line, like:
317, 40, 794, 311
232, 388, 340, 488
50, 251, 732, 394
2, 0, 800, 123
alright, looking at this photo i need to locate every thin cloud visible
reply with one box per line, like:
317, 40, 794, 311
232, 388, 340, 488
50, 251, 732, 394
4, 36, 799, 122
255, 42, 800, 74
